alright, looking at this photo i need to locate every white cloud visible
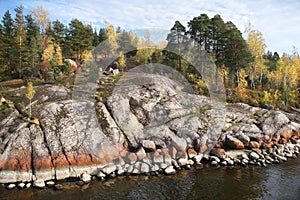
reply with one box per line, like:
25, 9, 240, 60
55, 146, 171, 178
1, 0, 299, 54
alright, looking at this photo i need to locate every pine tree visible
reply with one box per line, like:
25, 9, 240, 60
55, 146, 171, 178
210, 15, 227, 83
166, 20, 186, 72
67, 19, 94, 62
92, 28, 99, 47
224, 21, 252, 88
98, 28, 108, 43
1, 11, 16, 77
52, 20, 65, 44
14, 5, 27, 78
24, 14, 42, 78
187, 14, 211, 51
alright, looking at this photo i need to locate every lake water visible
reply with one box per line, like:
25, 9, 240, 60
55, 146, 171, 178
1, 157, 299, 200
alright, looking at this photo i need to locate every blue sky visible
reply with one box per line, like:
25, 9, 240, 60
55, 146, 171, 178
0, 0, 299, 55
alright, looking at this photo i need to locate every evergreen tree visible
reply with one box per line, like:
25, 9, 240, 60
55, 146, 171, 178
224, 21, 252, 88
92, 28, 99, 47
14, 5, 27, 78
0, 25, 4, 73
67, 19, 93, 62
24, 14, 42, 78
166, 20, 186, 72
210, 15, 227, 83
52, 20, 66, 44
1, 11, 16, 77
187, 14, 211, 51
98, 28, 108, 43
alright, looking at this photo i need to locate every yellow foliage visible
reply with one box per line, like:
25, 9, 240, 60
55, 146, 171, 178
262, 91, 272, 104
42, 39, 54, 61
25, 82, 35, 100
238, 69, 248, 89
54, 44, 63, 65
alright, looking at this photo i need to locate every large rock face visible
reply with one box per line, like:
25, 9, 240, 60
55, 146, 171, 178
0, 75, 299, 184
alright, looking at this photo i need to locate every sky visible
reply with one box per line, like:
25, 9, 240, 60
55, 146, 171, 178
0, 0, 299, 55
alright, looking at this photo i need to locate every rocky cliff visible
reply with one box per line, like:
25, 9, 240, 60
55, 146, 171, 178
0, 75, 299, 187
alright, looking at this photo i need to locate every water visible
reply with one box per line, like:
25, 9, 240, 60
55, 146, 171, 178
1, 158, 299, 200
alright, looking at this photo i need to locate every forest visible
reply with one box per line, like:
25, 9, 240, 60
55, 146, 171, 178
0, 5, 299, 111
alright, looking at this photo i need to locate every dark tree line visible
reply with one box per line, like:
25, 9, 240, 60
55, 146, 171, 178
164, 14, 299, 109
165, 14, 252, 88
0, 5, 109, 80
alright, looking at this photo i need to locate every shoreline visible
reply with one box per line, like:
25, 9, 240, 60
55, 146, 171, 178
2, 139, 299, 190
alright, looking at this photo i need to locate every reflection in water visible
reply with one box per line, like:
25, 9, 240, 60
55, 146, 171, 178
0, 158, 299, 200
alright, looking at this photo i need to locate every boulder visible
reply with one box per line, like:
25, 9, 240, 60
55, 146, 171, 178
237, 132, 250, 144
164, 166, 176, 175
18, 182, 26, 189
33, 180, 45, 188
142, 140, 156, 152
46, 181, 55, 187
210, 148, 226, 159
80, 173, 91, 183
7, 183, 16, 189
250, 141, 261, 149
177, 158, 188, 167
112, 69, 120, 75
249, 152, 260, 160
225, 135, 244, 149
261, 111, 289, 136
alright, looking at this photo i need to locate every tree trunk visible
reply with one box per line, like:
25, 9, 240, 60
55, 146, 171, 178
29, 98, 32, 118
236, 69, 240, 88
250, 65, 255, 89
259, 67, 263, 88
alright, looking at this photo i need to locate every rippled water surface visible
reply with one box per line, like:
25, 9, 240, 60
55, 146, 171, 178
1, 158, 299, 200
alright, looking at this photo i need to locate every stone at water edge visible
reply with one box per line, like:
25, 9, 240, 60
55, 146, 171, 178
46, 181, 55, 187
211, 160, 218, 166
188, 159, 195, 166
96, 171, 106, 179
164, 166, 176, 175
18, 182, 26, 189
225, 135, 244, 149
187, 148, 198, 159
33, 180, 45, 188
249, 151, 260, 160
177, 158, 188, 167
210, 148, 226, 159
193, 154, 203, 165
250, 141, 260, 149
221, 161, 227, 166
7, 184, 16, 189
80, 173, 91, 183
102, 165, 117, 175
210, 156, 221, 163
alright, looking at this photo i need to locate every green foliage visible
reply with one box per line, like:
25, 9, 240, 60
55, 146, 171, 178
66, 18, 94, 62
